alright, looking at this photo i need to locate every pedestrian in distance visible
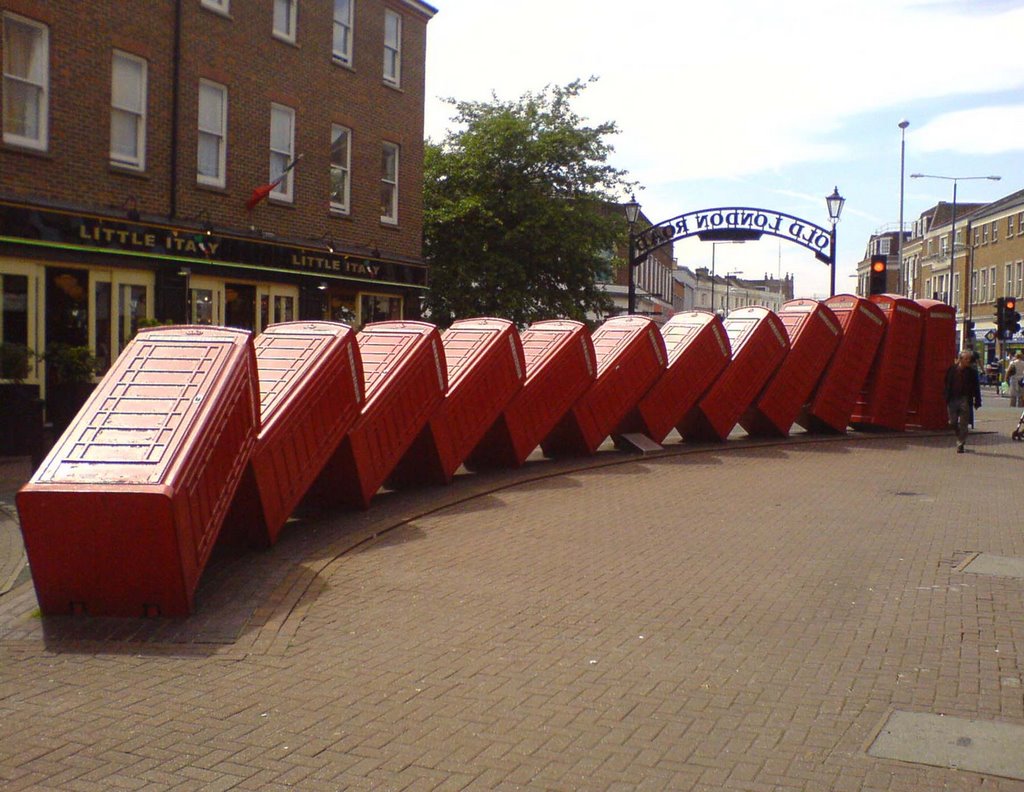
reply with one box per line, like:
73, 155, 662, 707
944, 349, 982, 453
1008, 351, 1024, 408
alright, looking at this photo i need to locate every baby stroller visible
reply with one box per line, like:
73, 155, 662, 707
1014, 410, 1024, 441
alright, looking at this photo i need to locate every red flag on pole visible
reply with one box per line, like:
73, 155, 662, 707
246, 154, 303, 211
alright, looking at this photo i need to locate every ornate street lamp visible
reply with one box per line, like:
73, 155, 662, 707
826, 186, 845, 297
623, 194, 641, 315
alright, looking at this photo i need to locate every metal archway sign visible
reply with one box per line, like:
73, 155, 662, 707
635, 206, 833, 265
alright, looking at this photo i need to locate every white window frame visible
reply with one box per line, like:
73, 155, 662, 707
273, 0, 297, 43
269, 103, 295, 202
330, 124, 351, 214
2, 12, 49, 151
197, 79, 227, 187
333, 0, 354, 66
381, 141, 399, 224
110, 50, 147, 170
989, 267, 997, 301
201, 0, 230, 14
383, 9, 402, 86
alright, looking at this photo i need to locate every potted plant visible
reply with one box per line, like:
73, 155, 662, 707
0, 342, 44, 461
44, 343, 101, 436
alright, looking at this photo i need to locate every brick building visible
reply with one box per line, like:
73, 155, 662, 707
0, 0, 435, 403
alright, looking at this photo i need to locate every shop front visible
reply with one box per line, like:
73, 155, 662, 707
0, 200, 428, 431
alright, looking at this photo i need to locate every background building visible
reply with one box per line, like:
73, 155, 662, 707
895, 189, 1024, 354
0, 0, 436, 407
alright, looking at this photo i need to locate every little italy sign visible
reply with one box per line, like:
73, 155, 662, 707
635, 206, 833, 264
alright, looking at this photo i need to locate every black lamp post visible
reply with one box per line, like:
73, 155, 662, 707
897, 120, 909, 295
624, 194, 641, 315
826, 186, 845, 297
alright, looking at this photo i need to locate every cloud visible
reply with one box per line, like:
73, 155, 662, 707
914, 105, 1024, 154
425, 0, 1024, 183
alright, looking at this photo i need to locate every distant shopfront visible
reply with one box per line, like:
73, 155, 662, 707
0, 200, 428, 397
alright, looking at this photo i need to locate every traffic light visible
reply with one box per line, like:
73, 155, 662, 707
868, 254, 887, 296
996, 297, 1020, 337
1007, 297, 1021, 337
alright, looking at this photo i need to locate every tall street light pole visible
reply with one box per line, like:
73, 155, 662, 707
910, 173, 1001, 341
725, 270, 744, 316
623, 194, 641, 315
826, 187, 845, 297
897, 120, 909, 295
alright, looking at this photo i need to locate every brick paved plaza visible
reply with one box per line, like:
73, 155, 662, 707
1, 406, 1023, 790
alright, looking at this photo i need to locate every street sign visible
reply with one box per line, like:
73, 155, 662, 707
985, 330, 996, 341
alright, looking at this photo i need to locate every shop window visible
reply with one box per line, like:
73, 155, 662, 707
328, 292, 356, 324
1, 273, 29, 378
46, 268, 89, 350
2, 12, 49, 151
118, 284, 147, 352
360, 293, 402, 325
191, 287, 216, 325
225, 282, 256, 330
94, 281, 112, 373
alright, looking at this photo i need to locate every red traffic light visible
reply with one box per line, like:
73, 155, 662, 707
871, 259, 886, 273
1007, 298, 1016, 311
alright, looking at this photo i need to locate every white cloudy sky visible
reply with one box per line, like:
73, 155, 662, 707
423, 0, 1024, 298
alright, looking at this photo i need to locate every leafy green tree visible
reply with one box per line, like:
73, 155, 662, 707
424, 79, 632, 327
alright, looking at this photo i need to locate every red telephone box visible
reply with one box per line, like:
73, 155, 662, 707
679, 307, 790, 442
741, 300, 842, 437
905, 300, 957, 430
17, 326, 260, 617
223, 321, 363, 547
466, 320, 595, 469
851, 294, 925, 431
389, 318, 526, 486
616, 311, 731, 444
541, 316, 666, 456
796, 294, 887, 434
312, 321, 447, 509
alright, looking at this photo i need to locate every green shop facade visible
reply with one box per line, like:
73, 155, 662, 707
0, 199, 428, 446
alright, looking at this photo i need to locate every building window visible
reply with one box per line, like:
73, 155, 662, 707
879, 238, 890, 255
330, 124, 351, 213
989, 267, 996, 301
333, 0, 353, 66
991, 221, 998, 243
1017, 261, 1023, 299
970, 270, 978, 305
974, 228, 980, 246
361, 293, 402, 324
201, 0, 230, 13
197, 80, 227, 187
269, 103, 295, 202
1009, 216, 1015, 238
273, 0, 297, 42
1007, 265, 1014, 297
110, 51, 147, 170
982, 225, 989, 244
0, 272, 29, 379
380, 141, 399, 223
2, 13, 49, 151
383, 9, 401, 86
